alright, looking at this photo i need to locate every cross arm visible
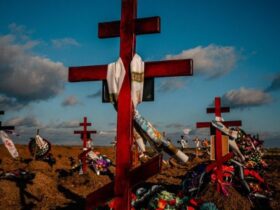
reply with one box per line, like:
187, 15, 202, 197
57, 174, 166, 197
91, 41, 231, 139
196, 120, 242, 128
207, 107, 230, 113
69, 59, 193, 82
0, 126, 15, 131
74, 131, 97, 134
85, 154, 162, 209
80, 122, 92, 126
98, 16, 160, 38
205, 152, 233, 173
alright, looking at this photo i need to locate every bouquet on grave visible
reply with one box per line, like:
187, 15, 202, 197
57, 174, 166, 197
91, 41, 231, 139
87, 150, 112, 175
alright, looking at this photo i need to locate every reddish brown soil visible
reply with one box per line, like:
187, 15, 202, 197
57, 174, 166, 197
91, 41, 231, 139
0, 145, 279, 210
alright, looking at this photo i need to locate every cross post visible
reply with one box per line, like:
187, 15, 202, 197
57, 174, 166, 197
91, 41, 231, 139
74, 117, 97, 173
68, 0, 193, 209
196, 97, 242, 192
0, 110, 15, 131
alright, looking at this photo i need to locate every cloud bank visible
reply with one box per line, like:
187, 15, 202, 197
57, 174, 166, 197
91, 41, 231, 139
61, 96, 80, 107
165, 44, 238, 78
0, 24, 67, 110
221, 87, 272, 109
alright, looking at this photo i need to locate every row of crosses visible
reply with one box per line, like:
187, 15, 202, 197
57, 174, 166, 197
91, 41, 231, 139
74, 117, 97, 173
68, 0, 193, 209
196, 97, 242, 192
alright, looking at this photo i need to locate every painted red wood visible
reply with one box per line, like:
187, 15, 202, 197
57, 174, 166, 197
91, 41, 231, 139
69, 59, 192, 82
215, 98, 224, 192
205, 152, 233, 173
215, 97, 221, 117
74, 117, 96, 173
196, 121, 242, 128
86, 154, 162, 209
207, 107, 230, 113
73, 131, 96, 134
98, 16, 160, 38
0, 125, 15, 130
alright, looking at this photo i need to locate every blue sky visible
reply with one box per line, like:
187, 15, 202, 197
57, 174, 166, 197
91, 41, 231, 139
0, 0, 279, 147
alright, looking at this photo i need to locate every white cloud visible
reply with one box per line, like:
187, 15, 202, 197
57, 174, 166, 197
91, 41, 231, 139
0, 24, 67, 110
55, 120, 80, 128
157, 78, 186, 92
221, 87, 272, 109
51, 37, 80, 48
165, 44, 238, 78
61, 95, 80, 106
5, 116, 42, 128
0, 95, 24, 110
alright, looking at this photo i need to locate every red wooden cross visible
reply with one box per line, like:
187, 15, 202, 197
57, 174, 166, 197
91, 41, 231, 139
74, 117, 97, 173
196, 97, 242, 192
0, 110, 15, 131
68, 0, 193, 209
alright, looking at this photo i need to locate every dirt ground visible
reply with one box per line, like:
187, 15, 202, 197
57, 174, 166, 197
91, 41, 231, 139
0, 145, 279, 210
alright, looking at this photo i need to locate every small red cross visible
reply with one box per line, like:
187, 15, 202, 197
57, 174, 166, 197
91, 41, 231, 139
196, 97, 242, 192
74, 117, 97, 173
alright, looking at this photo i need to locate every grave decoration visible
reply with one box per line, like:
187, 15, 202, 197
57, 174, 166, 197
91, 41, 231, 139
73, 117, 113, 176
0, 110, 18, 159
28, 129, 55, 166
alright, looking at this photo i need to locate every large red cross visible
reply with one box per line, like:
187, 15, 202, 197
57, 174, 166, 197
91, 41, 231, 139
68, 0, 193, 209
74, 117, 97, 173
0, 110, 15, 131
196, 97, 242, 192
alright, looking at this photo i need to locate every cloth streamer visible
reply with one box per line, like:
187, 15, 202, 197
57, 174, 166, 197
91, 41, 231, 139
0, 130, 19, 158
211, 120, 245, 161
35, 135, 49, 150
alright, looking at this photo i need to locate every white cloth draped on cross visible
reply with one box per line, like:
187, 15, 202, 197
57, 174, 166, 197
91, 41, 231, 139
106, 54, 189, 163
211, 120, 245, 161
0, 130, 19, 159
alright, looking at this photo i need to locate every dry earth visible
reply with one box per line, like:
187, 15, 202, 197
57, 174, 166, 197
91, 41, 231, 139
0, 145, 279, 210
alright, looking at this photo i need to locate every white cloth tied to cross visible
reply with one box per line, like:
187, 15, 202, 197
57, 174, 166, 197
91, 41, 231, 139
0, 130, 19, 158
106, 54, 145, 107
106, 54, 189, 163
211, 120, 245, 161
107, 54, 146, 154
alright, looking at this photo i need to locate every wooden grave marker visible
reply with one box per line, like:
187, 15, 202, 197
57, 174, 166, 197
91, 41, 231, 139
68, 0, 193, 209
196, 97, 242, 192
74, 117, 97, 173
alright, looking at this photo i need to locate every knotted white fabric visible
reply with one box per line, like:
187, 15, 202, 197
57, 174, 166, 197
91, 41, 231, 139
107, 55, 146, 155
130, 53, 145, 108
0, 130, 19, 158
106, 58, 126, 103
215, 116, 224, 122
